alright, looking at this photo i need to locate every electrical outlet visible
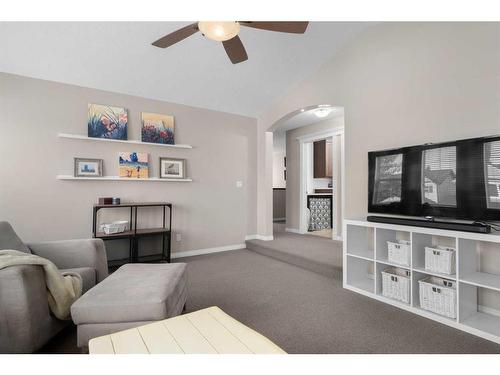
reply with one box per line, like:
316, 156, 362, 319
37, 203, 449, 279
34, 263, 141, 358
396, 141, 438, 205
176, 233, 182, 242
236, 180, 243, 188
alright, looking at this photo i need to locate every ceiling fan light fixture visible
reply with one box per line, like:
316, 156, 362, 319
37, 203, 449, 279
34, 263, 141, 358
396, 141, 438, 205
198, 21, 240, 42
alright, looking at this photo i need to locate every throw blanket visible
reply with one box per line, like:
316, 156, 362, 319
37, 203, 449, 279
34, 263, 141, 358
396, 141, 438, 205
0, 249, 82, 320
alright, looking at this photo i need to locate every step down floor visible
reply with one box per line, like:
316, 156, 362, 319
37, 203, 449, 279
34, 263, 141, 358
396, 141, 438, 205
246, 226, 342, 279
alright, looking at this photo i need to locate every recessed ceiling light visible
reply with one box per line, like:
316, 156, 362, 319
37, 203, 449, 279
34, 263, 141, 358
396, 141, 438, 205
314, 107, 332, 118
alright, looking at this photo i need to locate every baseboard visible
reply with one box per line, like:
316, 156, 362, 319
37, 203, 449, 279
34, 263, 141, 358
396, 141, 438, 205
171, 243, 246, 259
245, 234, 274, 241
285, 228, 302, 234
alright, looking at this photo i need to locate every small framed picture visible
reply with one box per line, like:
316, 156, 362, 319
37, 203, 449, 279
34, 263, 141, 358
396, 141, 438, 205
159, 157, 186, 179
74, 158, 103, 177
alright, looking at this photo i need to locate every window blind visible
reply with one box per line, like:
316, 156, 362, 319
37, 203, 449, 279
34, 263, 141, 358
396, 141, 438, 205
422, 146, 456, 206
485, 140, 500, 209
373, 154, 402, 205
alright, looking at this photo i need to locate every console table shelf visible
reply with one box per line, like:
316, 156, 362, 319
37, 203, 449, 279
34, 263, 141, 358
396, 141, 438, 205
93, 202, 172, 266
58, 133, 193, 149
344, 219, 500, 344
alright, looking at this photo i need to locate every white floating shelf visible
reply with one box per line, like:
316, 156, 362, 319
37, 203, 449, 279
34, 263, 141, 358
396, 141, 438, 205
58, 133, 193, 149
57, 175, 192, 182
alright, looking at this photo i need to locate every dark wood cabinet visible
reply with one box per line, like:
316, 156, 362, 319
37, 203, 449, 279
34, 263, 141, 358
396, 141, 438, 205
313, 140, 333, 178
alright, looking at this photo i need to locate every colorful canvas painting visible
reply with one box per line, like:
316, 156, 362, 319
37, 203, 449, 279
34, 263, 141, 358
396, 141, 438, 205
119, 152, 149, 179
141, 112, 174, 144
88, 103, 128, 140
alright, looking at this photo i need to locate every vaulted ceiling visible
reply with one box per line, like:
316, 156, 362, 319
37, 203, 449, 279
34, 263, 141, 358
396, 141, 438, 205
0, 22, 373, 117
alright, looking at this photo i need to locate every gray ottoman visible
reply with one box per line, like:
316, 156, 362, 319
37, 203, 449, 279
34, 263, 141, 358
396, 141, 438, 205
71, 263, 187, 348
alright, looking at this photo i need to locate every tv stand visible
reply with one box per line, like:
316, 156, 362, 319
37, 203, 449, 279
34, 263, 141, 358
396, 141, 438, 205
367, 215, 491, 234
344, 219, 500, 345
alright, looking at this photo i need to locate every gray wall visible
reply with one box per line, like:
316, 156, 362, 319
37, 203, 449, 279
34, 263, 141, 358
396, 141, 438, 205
0, 73, 257, 256
285, 117, 344, 230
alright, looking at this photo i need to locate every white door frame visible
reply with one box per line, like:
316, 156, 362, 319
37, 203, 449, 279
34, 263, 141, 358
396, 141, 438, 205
297, 126, 345, 241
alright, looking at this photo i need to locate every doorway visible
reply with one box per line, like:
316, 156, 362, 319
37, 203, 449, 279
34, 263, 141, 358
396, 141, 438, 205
298, 128, 344, 240
269, 105, 345, 241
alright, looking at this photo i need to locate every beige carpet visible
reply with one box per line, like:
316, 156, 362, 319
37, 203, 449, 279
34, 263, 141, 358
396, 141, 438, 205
181, 250, 500, 354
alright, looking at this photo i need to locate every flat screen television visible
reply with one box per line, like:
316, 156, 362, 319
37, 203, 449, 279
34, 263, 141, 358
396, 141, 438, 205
368, 135, 500, 222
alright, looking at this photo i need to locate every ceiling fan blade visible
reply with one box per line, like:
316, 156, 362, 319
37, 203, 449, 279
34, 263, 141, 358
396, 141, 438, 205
152, 23, 199, 48
222, 35, 248, 64
240, 21, 309, 34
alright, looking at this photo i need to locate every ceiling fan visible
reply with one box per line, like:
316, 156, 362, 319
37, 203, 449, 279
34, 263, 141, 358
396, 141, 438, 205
152, 21, 309, 64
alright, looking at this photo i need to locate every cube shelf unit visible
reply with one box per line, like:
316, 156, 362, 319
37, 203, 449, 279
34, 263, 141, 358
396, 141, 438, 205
344, 219, 500, 344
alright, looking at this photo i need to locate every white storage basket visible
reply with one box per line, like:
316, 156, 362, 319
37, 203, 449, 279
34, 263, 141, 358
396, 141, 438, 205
101, 220, 129, 235
425, 246, 456, 275
418, 276, 457, 319
387, 240, 411, 266
381, 267, 411, 304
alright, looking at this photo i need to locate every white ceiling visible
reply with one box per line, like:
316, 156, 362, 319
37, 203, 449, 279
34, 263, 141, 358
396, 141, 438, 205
0, 22, 372, 117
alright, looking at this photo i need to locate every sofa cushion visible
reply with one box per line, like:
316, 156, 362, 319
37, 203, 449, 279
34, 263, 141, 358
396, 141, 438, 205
61, 267, 96, 294
0, 222, 30, 253
71, 263, 187, 325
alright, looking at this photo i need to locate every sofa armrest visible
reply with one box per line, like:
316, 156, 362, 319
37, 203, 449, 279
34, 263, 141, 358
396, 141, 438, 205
27, 239, 108, 282
0, 265, 65, 353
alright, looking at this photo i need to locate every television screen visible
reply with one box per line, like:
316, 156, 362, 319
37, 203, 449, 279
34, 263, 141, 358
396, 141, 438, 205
368, 135, 500, 221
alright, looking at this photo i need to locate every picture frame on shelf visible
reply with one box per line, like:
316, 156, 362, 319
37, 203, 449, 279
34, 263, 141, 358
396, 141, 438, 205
159, 157, 186, 179
119, 152, 149, 179
74, 158, 103, 177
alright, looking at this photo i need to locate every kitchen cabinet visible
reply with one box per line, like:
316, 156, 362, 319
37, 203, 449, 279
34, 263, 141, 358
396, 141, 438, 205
313, 140, 333, 178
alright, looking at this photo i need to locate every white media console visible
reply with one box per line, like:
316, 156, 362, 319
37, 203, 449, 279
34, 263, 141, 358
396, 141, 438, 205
343, 219, 500, 344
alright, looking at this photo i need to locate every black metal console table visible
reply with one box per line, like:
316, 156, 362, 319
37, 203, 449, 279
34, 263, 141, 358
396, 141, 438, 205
92, 202, 172, 267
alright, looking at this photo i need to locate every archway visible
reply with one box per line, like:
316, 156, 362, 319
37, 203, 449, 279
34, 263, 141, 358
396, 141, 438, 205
266, 104, 345, 240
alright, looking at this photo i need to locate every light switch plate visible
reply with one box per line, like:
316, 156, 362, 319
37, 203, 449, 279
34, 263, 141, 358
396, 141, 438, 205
176, 233, 182, 242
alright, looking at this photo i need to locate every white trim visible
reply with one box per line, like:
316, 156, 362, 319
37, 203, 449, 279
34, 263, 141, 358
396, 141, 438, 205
245, 234, 274, 241
295, 127, 344, 142
171, 243, 245, 259
58, 133, 193, 149
285, 228, 302, 234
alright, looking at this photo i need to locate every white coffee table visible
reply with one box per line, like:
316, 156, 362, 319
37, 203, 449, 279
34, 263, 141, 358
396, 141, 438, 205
89, 306, 286, 354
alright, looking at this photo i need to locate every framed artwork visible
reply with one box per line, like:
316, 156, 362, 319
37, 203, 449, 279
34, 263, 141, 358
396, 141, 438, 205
159, 157, 186, 179
74, 158, 103, 177
141, 112, 175, 145
88, 103, 128, 140
119, 152, 149, 179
